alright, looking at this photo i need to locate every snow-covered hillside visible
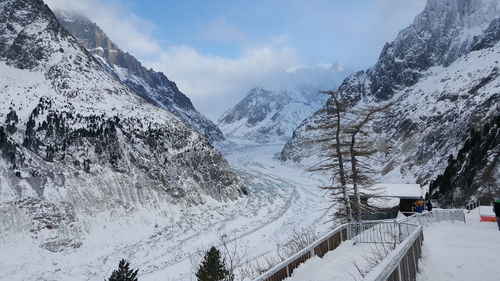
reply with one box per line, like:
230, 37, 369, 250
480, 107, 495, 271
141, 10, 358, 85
281, 0, 500, 203
218, 64, 351, 143
0, 0, 242, 251
53, 11, 226, 144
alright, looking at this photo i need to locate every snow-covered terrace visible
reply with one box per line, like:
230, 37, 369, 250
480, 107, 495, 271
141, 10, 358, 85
284, 208, 500, 281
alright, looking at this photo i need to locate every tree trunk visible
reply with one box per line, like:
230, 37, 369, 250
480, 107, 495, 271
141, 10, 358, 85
350, 134, 361, 221
332, 95, 352, 222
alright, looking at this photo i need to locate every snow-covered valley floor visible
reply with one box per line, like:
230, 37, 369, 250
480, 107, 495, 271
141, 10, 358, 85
0, 142, 332, 281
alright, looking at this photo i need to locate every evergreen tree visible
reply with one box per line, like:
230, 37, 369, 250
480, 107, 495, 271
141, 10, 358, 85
108, 259, 139, 281
429, 114, 499, 206
196, 246, 229, 281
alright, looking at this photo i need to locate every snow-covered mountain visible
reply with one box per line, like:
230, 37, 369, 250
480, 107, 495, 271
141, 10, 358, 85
53, 11, 225, 144
218, 64, 351, 143
281, 0, 500, 204
0, 0, 242, 250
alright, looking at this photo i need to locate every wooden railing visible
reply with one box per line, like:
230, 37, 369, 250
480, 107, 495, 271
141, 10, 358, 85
252, 224, 349, 281
364, 209, 465, 281
363, 224, 424, 281
252, 209, 465, 281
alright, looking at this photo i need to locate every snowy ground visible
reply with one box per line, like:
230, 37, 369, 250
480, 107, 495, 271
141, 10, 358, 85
0, 142, 333, 281
417, 208, 500, 281
284, 240, 374, 281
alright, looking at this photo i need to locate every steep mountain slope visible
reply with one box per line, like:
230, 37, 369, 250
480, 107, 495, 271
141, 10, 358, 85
53, 11, 225, 144
218, 65, 350, 143
429, 115, 499, 206
281, 0, 500, 203
0, 0, 241, 249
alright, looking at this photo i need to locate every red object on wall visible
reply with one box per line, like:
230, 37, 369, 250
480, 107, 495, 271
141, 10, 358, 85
480, 216, 497, 222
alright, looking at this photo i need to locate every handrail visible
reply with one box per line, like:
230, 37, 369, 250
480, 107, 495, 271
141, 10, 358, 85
398, 209, 465, 225
252, 223, 349, 281
364, 209, 465, 281
251, 209, 465, 281
363, 224, 423, 281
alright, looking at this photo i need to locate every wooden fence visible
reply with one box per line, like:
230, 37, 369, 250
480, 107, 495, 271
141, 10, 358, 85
252, 225, 348, 281
363, 225, 424, 281
365, 209, 464, 281
253, 209, 463, 281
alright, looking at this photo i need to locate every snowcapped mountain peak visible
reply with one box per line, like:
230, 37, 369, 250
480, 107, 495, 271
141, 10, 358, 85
218, 86, 328, 143
367, 0, 499, 100
53, 10, 226, 144
218, 64, 353, 143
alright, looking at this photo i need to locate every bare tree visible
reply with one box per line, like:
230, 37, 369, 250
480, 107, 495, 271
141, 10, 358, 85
308, 90, 394, 222
216, 228, 248, 281
344, 102, 393, 221
308, 90, 354, 222
239, 227, 319, 280
276, 228, 320, 260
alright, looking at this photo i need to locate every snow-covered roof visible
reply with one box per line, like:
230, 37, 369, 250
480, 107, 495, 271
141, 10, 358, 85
359, 184, 423, 199
367, 197, 401, 209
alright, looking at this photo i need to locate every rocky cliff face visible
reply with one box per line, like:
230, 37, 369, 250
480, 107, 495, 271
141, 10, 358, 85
369, 0, 500, 100
281, 0, 500, 203
0, 0, 242, 249
54, 11, 225, 144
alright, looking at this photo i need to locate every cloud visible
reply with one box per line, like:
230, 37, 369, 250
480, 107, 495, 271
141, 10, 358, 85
45, 0, 426, 120
201, 17, 246, 43
147, 43, 302, 119
45, 0, 304, 120
45, 0, 162, 57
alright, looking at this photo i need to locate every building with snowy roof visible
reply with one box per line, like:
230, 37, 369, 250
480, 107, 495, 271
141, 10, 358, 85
352, 184, 425, 219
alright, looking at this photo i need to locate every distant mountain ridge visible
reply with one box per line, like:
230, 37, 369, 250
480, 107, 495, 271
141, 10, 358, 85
54, 11, 225, 144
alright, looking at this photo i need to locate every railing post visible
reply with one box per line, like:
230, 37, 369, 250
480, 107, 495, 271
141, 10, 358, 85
397, 264, 402, 281
398, 222, 403, 242
344, 225, 347, 241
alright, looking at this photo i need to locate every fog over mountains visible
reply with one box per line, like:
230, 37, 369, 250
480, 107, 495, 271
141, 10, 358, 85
218, 63, 354, 143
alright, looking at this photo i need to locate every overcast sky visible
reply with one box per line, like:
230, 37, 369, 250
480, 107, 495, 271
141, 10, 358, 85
45, 0, 426, 120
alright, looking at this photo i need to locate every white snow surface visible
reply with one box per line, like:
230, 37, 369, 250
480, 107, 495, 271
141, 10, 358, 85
284, 240, 374, 281
364, 184, 424, 199
0, 142, 334, 281
478, 205, 496, 217
417, 208, 500, 281
367, 197, 401, 209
